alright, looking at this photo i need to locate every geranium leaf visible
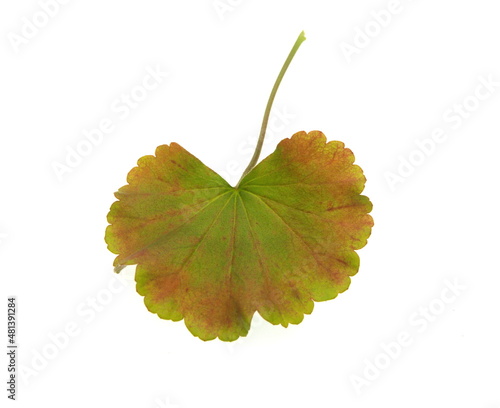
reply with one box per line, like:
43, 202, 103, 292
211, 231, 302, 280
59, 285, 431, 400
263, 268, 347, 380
105, 32, 373, 341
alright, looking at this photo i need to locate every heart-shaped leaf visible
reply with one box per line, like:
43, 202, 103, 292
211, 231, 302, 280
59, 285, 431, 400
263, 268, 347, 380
106, 130, 372, 341
105, 32, 373, 341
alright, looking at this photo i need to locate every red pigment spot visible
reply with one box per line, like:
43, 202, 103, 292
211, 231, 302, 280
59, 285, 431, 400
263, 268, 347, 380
151, 274, 180, 302
170, 160, 187, 171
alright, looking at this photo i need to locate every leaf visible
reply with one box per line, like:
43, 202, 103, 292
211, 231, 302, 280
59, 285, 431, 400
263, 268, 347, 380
105, 31, 373, 341
105, 130, 373, 341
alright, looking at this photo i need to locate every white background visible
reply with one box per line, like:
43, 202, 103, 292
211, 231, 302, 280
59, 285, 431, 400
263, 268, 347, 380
1, 0, 500, 407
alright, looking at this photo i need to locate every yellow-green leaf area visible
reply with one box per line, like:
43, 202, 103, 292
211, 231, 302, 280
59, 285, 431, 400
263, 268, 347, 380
105, 130, 373, 341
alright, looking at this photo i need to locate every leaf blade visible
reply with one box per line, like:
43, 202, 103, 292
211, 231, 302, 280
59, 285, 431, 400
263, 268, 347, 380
106, 131, 373, 341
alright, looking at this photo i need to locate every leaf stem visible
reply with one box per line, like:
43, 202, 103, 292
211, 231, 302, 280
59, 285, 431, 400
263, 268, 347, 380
235, 31, 306, 187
